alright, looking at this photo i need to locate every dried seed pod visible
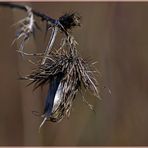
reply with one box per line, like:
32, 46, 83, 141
23, 48, 99, 128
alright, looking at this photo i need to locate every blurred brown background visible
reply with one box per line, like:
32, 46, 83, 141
0, 2, 148, 146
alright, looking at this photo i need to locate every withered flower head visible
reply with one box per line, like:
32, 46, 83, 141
24, 47, 99, 128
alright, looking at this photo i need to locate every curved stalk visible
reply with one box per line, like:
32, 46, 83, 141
41, 26, 58, 65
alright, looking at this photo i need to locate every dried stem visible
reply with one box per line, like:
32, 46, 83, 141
41, 26, 58, 65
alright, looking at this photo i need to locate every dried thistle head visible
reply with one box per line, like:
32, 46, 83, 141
23, 45, 99, 128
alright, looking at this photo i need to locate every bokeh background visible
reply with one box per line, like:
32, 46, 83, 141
0, 2, 148, 146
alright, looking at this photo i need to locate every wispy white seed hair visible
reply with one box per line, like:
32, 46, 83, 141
12, 5, 35, 54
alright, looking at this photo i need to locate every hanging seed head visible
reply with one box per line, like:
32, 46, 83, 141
19, 28, 99, 128
22, 48, 99, 125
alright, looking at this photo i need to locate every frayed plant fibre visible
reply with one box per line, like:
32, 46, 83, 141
0, 3, 100, 129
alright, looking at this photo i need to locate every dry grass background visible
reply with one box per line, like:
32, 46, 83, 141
0, 2, 148, 146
